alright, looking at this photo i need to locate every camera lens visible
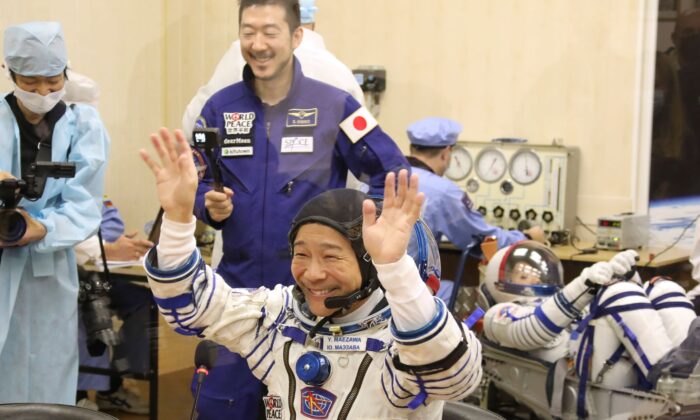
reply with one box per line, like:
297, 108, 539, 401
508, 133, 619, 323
0, 209, 27, 243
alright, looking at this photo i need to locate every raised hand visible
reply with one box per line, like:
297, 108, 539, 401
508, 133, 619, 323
140, 128, 198, 223
361, 169, 425, 265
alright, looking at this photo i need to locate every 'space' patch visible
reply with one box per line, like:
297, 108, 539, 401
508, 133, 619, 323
223, 112, 255, 135
263, 394, 283, 420
280, 136, 313, 153
286, 108, 318, 127
300, 387, 336, 419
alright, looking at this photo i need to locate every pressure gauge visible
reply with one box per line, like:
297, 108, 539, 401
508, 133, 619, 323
475, 147, 507, 183
509, 149, 542, 185
445, 145, 472, 181
466, 178, 479, 193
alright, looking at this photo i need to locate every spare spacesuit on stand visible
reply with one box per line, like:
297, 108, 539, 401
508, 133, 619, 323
478, 241, 698, 418
138, 133, 483, 419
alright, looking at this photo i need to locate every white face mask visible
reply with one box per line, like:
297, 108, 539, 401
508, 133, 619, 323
13, 85, 66, 115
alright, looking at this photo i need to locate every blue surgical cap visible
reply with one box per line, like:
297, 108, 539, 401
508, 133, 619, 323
4, 21, 67, 77
300, 0, 318, 24
407, 117, 463, 147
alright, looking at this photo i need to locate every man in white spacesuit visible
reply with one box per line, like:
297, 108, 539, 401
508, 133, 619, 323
480, 241, 697, 418
139, 128, 482, 419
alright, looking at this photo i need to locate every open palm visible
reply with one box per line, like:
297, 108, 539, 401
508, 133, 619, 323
362, 170, 424, 265
140, 128, 199, 222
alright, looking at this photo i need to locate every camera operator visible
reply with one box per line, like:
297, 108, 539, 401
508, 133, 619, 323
0, 21, 109, 405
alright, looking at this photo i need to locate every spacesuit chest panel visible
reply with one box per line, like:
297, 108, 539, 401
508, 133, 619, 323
263, 325, 433, 420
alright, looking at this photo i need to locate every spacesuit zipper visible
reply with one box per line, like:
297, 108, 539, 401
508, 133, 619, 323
260, 116, 271, 282
337, 354, 373, 420
283, 341, 296, 420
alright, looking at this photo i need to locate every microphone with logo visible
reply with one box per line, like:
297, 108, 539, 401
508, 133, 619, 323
190, 340, 218, 420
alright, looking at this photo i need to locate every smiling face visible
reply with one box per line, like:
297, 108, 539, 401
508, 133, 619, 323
239, 4, 302, 82
291, 223, 363, 317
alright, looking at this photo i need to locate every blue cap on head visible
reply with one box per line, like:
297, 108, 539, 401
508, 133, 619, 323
300, 0, 318, 24
4, 21, 67, 77
407, 117, 462, 147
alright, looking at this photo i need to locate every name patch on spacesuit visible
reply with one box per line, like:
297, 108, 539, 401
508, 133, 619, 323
286, 108, 318, 127
223, 112, 255, 135
281, 136, 313, 153
263, 395, 283, 419
300, 387, 336, 419
319, 336, 367, 352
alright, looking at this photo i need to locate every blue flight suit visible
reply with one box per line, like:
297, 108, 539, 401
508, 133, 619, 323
411, 164, 526, 253
191, 59, 408, 419
410, 160, 525, 303
0, 98, 109, 404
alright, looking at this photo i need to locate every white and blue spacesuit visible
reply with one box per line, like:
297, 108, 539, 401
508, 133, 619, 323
479, 242, 696, 418
146, 188, 483, 419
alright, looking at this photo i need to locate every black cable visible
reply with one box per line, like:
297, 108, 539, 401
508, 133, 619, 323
645, 212, 700, 267
576, 216, 597, 236
97, 228, 110, 282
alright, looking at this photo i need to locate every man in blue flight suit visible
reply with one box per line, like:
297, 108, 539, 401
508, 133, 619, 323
405, 117, 544, 302
190, 1, 408, 418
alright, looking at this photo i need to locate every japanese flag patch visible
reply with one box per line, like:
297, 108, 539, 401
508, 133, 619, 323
339, 106, 378, 144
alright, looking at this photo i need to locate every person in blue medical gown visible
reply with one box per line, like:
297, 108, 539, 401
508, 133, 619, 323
0, 21, 109, 404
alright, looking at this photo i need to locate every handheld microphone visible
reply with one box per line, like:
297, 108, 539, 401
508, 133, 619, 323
190, 340, 218, 420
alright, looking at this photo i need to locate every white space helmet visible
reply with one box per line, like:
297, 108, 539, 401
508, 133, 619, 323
479, 240, 563, 308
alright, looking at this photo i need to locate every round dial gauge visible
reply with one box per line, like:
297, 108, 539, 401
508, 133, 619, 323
445, 145, 472, 181
509, 149, 542, 185
475, 147, 507, 183
466, 178, 480, 193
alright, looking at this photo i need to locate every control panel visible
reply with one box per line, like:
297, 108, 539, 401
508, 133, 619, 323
596, 213, 649, 250
446, 141, 579, 233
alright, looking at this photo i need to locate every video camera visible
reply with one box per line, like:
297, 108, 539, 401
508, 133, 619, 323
0, 161, 75, 243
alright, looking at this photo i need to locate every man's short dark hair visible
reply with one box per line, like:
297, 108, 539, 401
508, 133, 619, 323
239, 0, 301, 33
410, 144, 448, 158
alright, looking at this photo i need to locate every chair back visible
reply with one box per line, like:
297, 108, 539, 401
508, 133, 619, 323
0, 403, 117, 419
442, 401, 505, 420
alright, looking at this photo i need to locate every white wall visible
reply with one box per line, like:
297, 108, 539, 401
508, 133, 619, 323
1, 0, 655, 241
0, 0, 164, 233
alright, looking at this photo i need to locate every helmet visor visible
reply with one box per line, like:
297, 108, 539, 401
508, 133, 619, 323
497, 241, 563, 297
